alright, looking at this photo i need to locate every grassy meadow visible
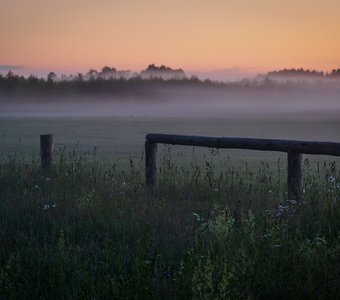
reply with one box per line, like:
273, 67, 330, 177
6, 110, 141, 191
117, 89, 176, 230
1, 116, 340, 299
1, 116, 340, 164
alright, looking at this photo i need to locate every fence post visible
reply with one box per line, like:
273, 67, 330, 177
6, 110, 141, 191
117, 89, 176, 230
145, 141, 157, 193
40, 134, 53, 170
287, 151, 302, 200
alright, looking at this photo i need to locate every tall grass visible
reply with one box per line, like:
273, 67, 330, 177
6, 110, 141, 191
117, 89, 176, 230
0, 149, 339, 299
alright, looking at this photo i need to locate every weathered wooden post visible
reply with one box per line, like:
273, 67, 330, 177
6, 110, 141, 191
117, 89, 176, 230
145, 140, 157, 193
40, 134, 53, 170
287, 150, 302, 200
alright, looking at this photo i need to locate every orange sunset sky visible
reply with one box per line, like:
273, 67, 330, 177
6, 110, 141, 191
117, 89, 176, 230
1, 0, 340, 78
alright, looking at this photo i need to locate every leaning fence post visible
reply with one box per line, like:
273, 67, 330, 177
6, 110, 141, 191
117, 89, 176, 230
287, 150, 302, 200
40, 134, 53, 170
145, 140, 157, 193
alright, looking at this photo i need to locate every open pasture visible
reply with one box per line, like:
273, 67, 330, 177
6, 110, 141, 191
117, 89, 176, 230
1, 116, 340, 168
1, 115, 340, 298
1, 140, 339, 299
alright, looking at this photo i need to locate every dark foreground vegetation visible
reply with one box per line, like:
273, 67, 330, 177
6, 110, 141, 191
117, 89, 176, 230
0, 150, 339, 299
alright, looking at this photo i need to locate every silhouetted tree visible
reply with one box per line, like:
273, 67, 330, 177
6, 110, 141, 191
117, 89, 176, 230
47, 72, 57, 82
75, 73, 84, 81
330, 69, 340, 77
140, 64, 186, 79
85, 69, 98, 80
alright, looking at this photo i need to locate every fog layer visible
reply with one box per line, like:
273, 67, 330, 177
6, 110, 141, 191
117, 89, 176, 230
0, 86, 339, 121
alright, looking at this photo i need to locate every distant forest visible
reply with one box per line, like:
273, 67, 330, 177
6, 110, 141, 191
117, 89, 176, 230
267, 68, 340, 79
1, 65, 340, 99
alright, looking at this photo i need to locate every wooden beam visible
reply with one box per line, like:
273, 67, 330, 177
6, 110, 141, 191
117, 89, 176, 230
146, 134, 340, 156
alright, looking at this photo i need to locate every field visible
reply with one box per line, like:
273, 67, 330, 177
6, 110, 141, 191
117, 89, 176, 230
1, 116, 340, 164
1, 116, 340, 299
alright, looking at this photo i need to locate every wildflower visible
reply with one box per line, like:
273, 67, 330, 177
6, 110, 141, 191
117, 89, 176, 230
192, 212, 203, 221
315, 237, 326, 245
275, 204, 291, 217
287, 199, 297, 205
265, 209, 272, 215
46, 177, 51, 182
34, 184, 39, 189
278, 205, 289, 212
329, 176, 336, 183
268, 190, 272, 194
186, 248, 194, 255
42, 203, 56, 210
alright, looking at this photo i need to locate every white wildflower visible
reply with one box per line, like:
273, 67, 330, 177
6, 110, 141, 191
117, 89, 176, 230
192, 212, 202, 221
287, 199, 297, 205
278, 205, 289, 211
329, 176, 336, 183
315, 237, 327, 245
265, 209, 272, 215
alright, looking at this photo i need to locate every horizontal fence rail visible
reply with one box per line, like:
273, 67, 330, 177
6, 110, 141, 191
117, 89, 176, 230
146, 134, 340, 156
145, 134, 340, 199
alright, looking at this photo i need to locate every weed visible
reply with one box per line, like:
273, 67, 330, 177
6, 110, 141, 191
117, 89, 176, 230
0, 150, 339, 299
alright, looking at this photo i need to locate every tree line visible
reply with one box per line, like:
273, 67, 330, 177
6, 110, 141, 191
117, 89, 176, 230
0, 66, 339, 99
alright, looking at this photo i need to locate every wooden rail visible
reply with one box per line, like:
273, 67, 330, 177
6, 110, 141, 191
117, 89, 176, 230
145, 134, 340, 199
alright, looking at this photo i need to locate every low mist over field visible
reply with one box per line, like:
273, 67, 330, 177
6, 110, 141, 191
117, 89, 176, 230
1, 82, 340, 121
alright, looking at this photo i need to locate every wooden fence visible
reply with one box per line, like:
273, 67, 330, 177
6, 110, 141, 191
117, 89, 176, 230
38, 133, 340, 200
40, 134, 53, 170
145, 133, 340, 199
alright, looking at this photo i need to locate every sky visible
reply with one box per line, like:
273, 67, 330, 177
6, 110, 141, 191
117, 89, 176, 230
1, 0, 340, 79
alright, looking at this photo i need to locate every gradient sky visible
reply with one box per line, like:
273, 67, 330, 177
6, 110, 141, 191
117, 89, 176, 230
1, 0, 340, 77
